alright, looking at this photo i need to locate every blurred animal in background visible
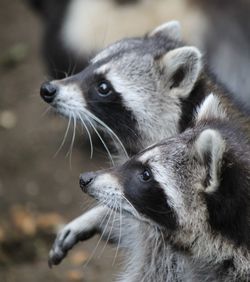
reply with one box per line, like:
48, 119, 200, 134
189, 0, 250, 108
28, 0, 85, 78
44, 22, 250, 274
28, 0, 191, 79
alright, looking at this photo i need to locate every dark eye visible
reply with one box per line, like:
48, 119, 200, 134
139, 168, 152, 182
97, 81, 113, 96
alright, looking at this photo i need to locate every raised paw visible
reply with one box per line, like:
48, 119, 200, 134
48, 228, 77, 267
48, 225, 96, 267
48, 206, 108, 267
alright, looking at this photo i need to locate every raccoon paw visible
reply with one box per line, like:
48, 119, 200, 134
48, 228, 73, 267
48, 206, 108, 267
48, 224, 96, 267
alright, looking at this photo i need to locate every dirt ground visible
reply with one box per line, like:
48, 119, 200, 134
0, 1, 121, 281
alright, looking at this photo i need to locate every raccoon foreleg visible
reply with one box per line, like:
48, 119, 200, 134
48, 206, 108, 266
48, 205, 135, 266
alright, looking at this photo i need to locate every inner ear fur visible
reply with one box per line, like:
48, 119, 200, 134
195, 93, 228, 124
160, 46, 202, 98
195, 129, 226, 193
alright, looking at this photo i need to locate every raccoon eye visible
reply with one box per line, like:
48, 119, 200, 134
139, 168, 152, 182
97, 81, 113, 96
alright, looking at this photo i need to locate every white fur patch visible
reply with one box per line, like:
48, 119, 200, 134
94, 63, 111, 75
196, 93, 228, 122
106, 71, 181, 147
138, 146, 160, 164
52, 81, 85, 117
61, 205, 108, 233
94, 172, 121, 191
139, 146, 185, 219
155, 168, 184, 216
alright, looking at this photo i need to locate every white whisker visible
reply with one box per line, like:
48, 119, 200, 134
83, 199, 115, 268
98, 200, 118, 258
112, 199, 122, 265
80, 109, 129, 160
66, 114, 76, 168
120, 193, 140, 218
53, 115, 72, 158
40, 106, 51, 118
78, 113, 94, 159
84, 115, 115, 166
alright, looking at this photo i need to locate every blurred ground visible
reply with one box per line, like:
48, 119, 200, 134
0, 0, 121, 281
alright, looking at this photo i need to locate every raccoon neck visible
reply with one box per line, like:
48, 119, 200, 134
122, 224, 180, 282
172, 225, 250, 281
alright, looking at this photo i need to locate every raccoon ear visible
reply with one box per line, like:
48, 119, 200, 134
161, 46, 202, 98
195, 129, 226, 193
149, 21, 181, 41
195, 93, 227, 123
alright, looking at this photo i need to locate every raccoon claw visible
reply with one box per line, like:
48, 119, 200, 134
48, 247, 65, 268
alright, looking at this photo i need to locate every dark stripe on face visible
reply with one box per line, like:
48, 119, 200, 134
68, 64, 140, 156
86, 90, 139, 156
120, 161, 177, 229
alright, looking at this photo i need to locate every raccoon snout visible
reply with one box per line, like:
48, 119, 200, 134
79, 172, 96, 192
40, 82, 58, 103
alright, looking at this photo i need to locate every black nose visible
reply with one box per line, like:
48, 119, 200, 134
79, 172, 96, 192
40, 82, 57, 103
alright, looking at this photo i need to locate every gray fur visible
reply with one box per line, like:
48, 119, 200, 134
77, 109, 250, 281
47, 22, 250, 276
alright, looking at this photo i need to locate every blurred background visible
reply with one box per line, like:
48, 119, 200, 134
0, 0, 249, 281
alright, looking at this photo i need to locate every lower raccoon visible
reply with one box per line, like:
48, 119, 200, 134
49, 94, 250, 281
77, 104, 250, 281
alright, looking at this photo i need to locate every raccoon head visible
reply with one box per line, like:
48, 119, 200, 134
80, 123, 250, 250
40, 21, 203, 157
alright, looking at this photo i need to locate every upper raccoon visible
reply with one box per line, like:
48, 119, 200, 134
77, 111, 250, 281
45, 21, 250, 266
40, 21, 249, 158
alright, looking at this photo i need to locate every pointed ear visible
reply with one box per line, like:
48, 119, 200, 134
149, 21, 181, 41
195, 129, 226, 193
160, 46, 202, 98
195, 93, 228, 123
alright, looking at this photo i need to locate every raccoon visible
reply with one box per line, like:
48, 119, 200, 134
44, 21, 250, 266
77, 103, 250, 281
40, 21, 249, 158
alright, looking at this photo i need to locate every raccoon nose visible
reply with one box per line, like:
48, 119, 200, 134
79, 172, 96, 192
40, 82, 57, 103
